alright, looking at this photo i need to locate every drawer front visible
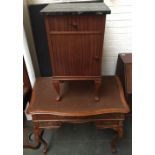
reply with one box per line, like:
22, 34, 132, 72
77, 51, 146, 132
46, 15, 105, 32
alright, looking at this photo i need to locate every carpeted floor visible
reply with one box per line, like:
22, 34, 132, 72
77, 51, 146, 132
23, 117, 132, 155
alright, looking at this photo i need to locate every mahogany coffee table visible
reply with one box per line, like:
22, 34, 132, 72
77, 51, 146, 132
26, 76, 129, 153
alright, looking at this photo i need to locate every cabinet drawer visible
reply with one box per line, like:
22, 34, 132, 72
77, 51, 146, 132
45, 15, 105, 32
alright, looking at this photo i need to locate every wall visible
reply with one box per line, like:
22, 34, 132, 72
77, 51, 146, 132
27, 0, 132, 75
23, 0, 40, 78
23, 29, 36, 86
103, 0, 132, 75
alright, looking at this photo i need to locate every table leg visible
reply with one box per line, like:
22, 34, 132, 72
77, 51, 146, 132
23, 127, 40, 150
24, 123, 48, 153
110, 123, 124, 153
39, 131, 48, 153
35, 123, 48, 153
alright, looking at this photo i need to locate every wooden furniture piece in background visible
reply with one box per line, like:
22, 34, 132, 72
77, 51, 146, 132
116, 53, 132, 114
23, 58, 32, 123
27, 76, 129, 153
41, 2, 111, 101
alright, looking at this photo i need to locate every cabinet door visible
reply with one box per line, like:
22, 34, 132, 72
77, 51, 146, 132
50, 33, 103, 76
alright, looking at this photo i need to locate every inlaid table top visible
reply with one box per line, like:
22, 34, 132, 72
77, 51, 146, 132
27, 76, 129, 117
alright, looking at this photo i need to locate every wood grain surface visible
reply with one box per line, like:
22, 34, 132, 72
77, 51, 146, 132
27, 76, 129, 116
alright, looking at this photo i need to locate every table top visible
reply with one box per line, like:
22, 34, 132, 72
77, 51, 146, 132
28, 76, 129, 117
41, 2, 111, 15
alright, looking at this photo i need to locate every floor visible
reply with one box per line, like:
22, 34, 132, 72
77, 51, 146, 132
23, 117, 132, 155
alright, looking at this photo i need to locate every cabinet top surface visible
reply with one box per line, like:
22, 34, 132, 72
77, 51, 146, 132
41, 2, 111, 15
119, 53, 132, 64
28, 76, 129, 117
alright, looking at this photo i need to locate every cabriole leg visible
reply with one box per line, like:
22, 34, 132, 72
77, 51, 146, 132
23, 122, 42, 150
52, 80, 61, 101
110, 123, 124, 153
34, 122, 48, 153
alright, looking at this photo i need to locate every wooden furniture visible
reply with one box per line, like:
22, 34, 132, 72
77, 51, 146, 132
41, 2, 111, 101
116, 53, 132, 113
23, 58, 32, 123
27, 76, 129, 153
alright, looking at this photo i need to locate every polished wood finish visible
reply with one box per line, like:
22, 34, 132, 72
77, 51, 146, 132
23, 59, 31, 102
27, 76, 129, 153
52, 80, 61, 101
116, 53, 132, 113
45, 15, 105, 77
44, 15, 106, 101
28, 76, 129, 116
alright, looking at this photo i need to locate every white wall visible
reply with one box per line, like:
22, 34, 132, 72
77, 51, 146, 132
103, 0, 132, 75
23, 29, 36, 86
27, 0, 132, 75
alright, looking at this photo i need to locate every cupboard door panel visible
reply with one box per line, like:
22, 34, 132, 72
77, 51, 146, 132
50, 34, 103, 76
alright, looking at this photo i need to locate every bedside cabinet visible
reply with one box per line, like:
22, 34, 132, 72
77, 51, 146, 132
41, 2, 111, 101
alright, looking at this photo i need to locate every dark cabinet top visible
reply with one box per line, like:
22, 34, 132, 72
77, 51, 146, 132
41, 2, 111, 15
119, 53, 132, 64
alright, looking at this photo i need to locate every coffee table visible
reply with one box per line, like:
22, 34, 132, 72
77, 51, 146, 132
26, 76, 129, 153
